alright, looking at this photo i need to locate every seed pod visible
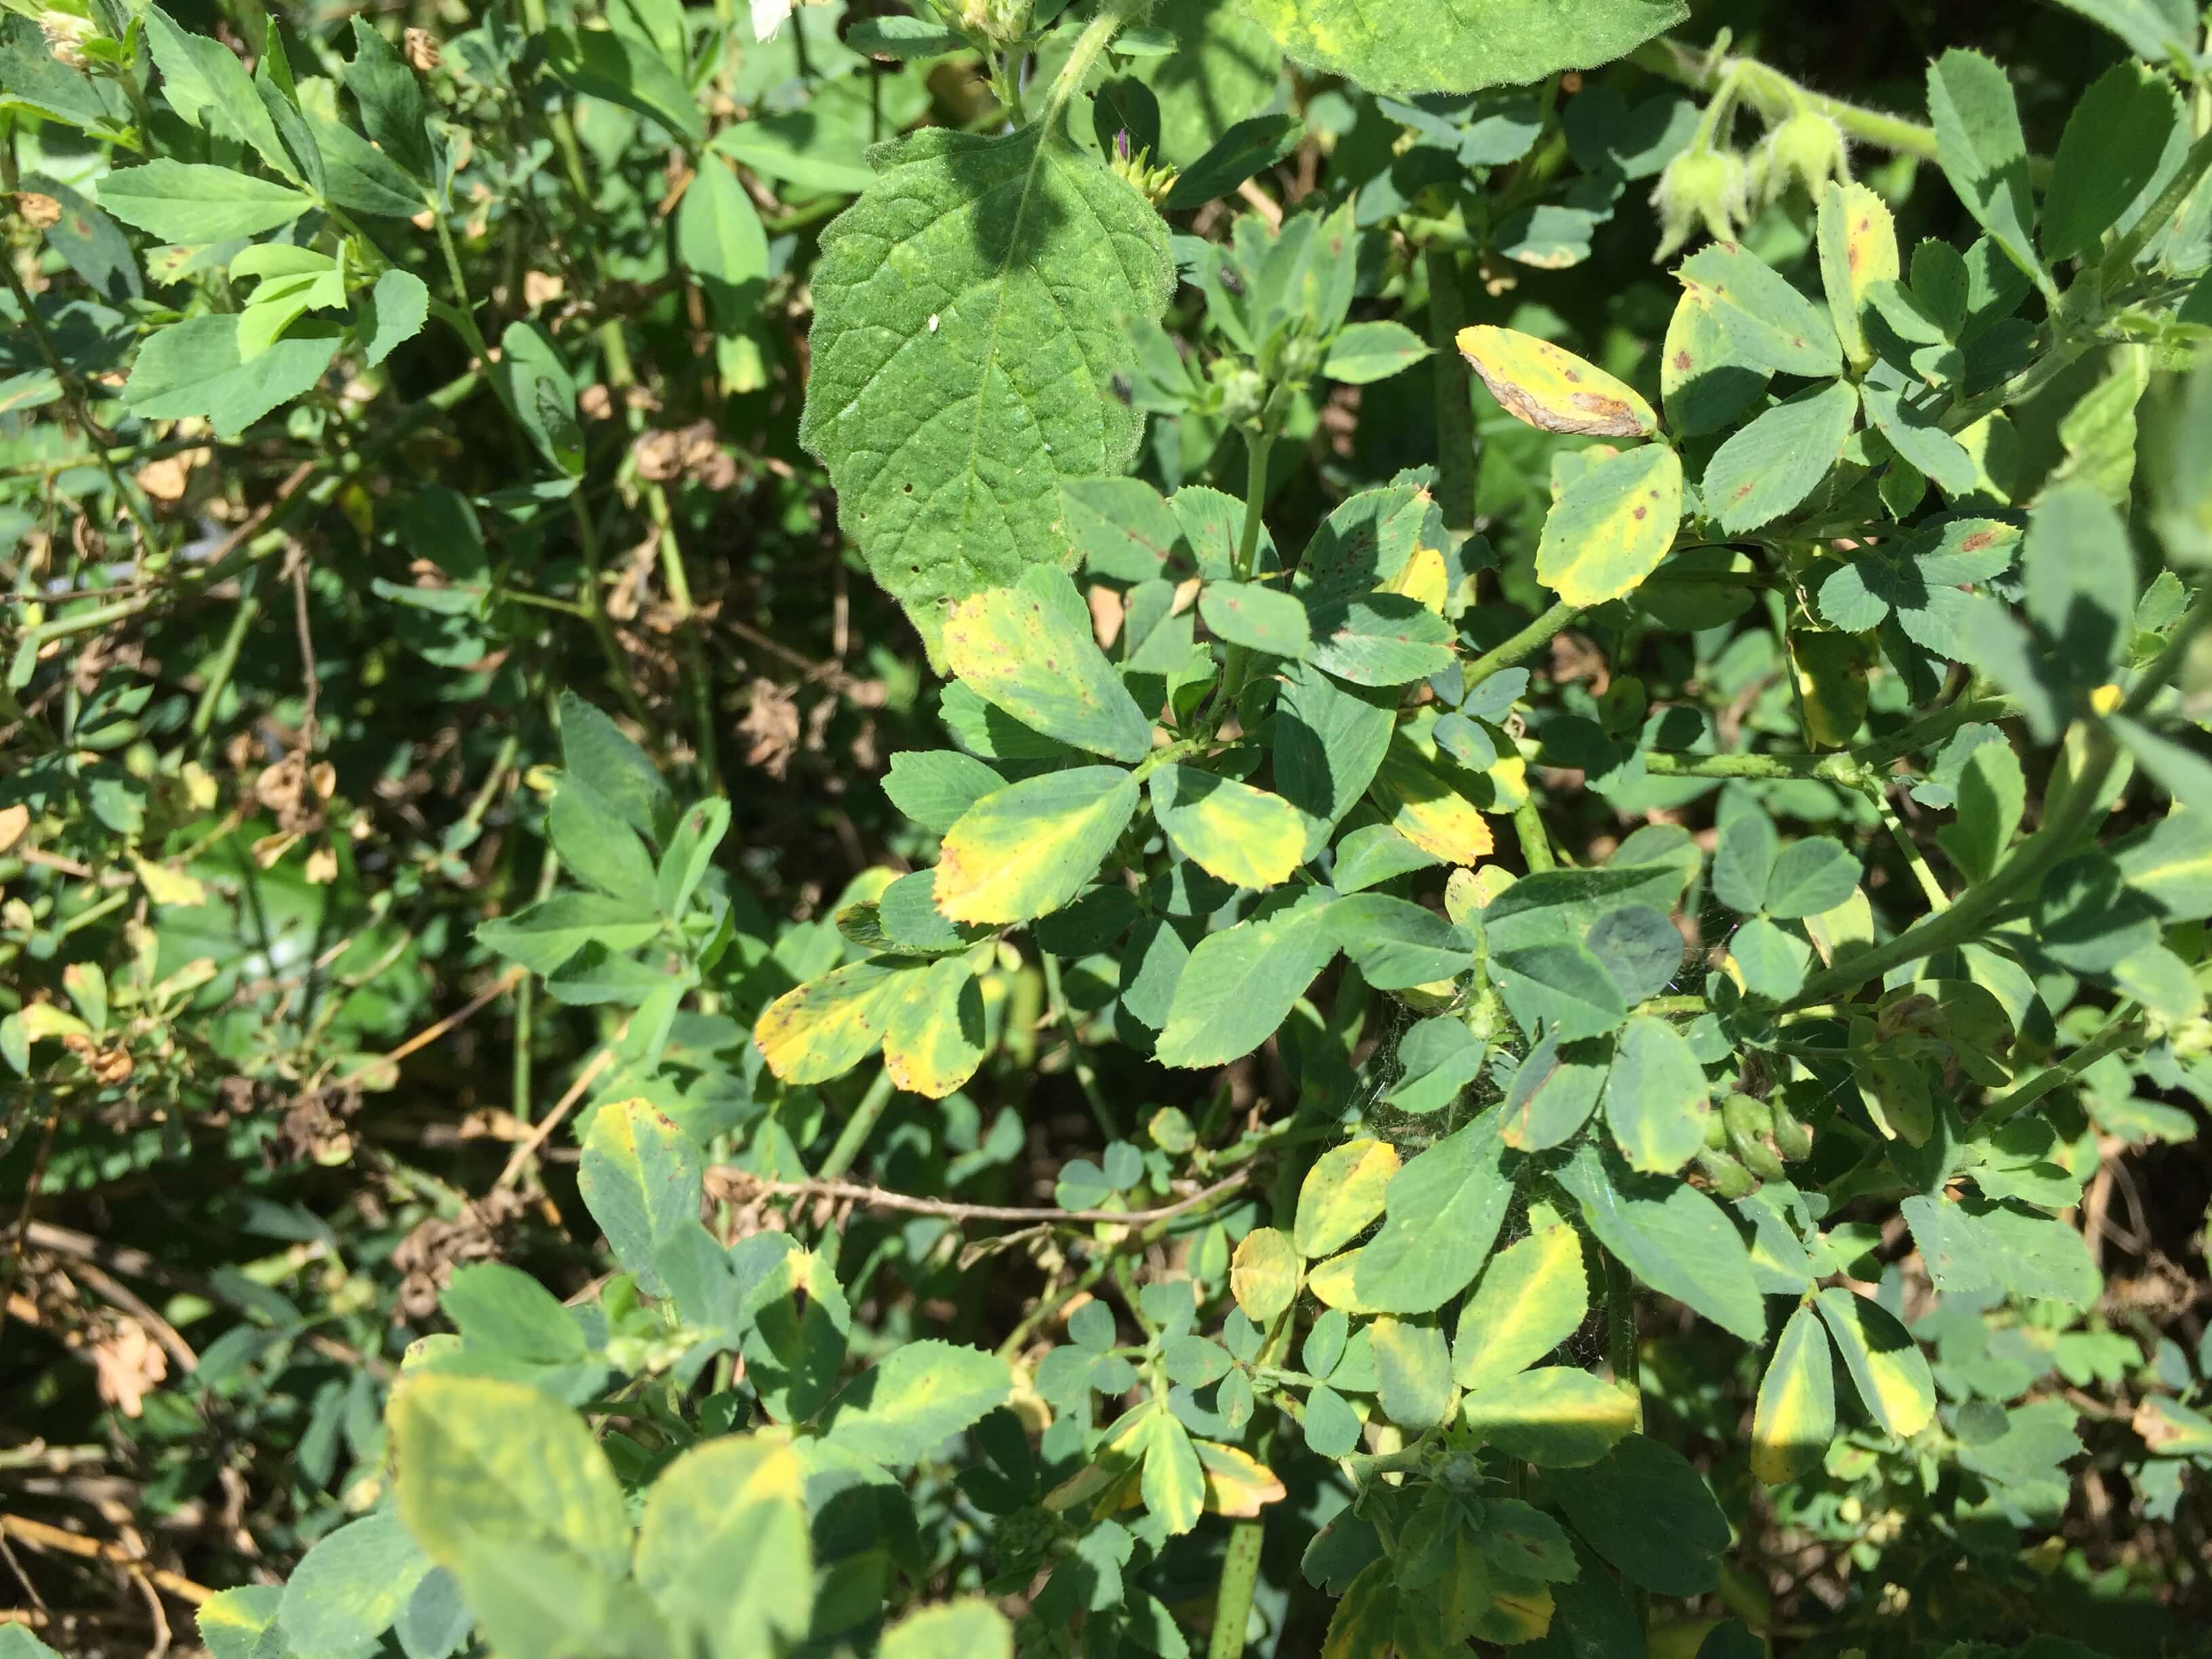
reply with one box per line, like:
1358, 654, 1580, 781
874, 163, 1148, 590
1724, 1092, 1786, 1181
1769, 1097, 1816, 1162
1697, 1147, 1761, 1200
1766, 111, 1849, 200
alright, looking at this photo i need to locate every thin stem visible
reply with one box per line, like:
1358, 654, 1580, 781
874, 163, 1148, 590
1042, 951, 1118, 1141
1216, 426, 1276, 715
720, 1167, 1250, 1227
1513, 800, 1555, 874
1869, 783, 1950, 912
1041, 0, 1150, 136
1463, 599, 1580, 686
189, 568, 263, 746
817, 1069, 899, 1183
1980, 1004, 2143, 1126
1422, 245, 1477, 541
1631, 39, 1939, 161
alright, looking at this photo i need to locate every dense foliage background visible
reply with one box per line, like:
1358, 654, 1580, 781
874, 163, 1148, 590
3, 0, 2211, 1654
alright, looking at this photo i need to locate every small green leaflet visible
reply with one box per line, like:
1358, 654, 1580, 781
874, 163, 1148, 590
1927, 49, 2045, 288
1676, 242, 1842, 377
1156, 886, 1340, 1067
1603, 1016, 1711, 1173
1199, 581, 1311, 656
1700, 380, 1858, 535
1353, 1107, 1515, 1313
98, 160, 314, 242
1534, 443, 1683, 607
1554, 1142, 1765, 1340
123, 314, 340, 435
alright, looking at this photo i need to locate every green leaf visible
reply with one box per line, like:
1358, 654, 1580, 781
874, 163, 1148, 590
1132, 0, 1284, 167
493, 321, 584, 478
1453, 1220, 1586, 1391
1294, 1138, 1401, 1257
1936, 741, 2024, 885
1371, 1316, 1456, 1430
1458, 324, 1658, 437
1323, 319, 1433, 384
2036, 851, 2160, 974
819, 1340, 1012, 1465
1156, 886, 1340, 1067
1603, 1015, 1710, 1174
678, 156, 769, 335
279, 1513, 433, 1657
1233, 0, 1686, 98
560, 691, 674, 842
1814, 1287, 1934, 1437
1488, 940, 1629, 1043
884, 750, 1005, 834
656, 798, 731, 918
392, 1374, 630, 1578
123, 314, 340, 436
1860, 380, 1975, 498
1534, 443, 1683, 608
1150, 764, 1307, 890
2050, 0, 2200, 62
1928, 49, 2045, 287
880, 1601, 1015, 1659
1700, 380, 1859, 535
1555, 1143, 1765, 1340
344, 18, 436, 182
800, 125, 1173, 659
1462, 1366, 1639, 1467
142, 12, 291, 171
1163, 112, 1304, 210
753, 957, 907, 1084
1499, 1031, 1609, 1151
634, 1438, 812, 1648
935, 765, 1140, 924
2044, 62, 2184, 264
1275, 661, 1398, 858
1728, 915, 1807, 1001
1200, 580, 1311, 656
193, 1589, 285, 1659
2114, 808, 2212, 916
712, 110, 875, 195
1547, 1433, 1728, 1595
98, 161, 314, 242
1661, 285, 1771, 436
1752, 1304, 1837, 1484
549, 777, 657, 905
443, 1263, 587, 1363
476, 891, 662, 975
1677, 242, 1843, 378
1063, 477, 1185, 583
1353, 1107, 1515, 1313
544, 25, 704, 141
1328, 892, 1473, 989
579, 1098, 702, 1298
944, 569, 1151, 761
1584, 903, 1684, 1002
1707, 814, 1778, 916
1305, 593, 1458, 686
1763, 837, 1860, 918
359, 269, 429, 367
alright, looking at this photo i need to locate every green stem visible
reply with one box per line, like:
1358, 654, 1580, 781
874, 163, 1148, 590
190, 568, 263, 746
1868, 783, 1950, 912
1217, 426, 1277, 716
818, 1069, 899, 1183
1208, 1502, 1267, 1659
1042, 952, 1117, 1141
1042, 0, 1149, 134
1980, 1004, 2142, 1126
1422, 245, 1477, 541
1632, 39, 1939, 161
1462, 599, 1580, 686
1641, 749, 1870, 785
1513, 800, 1555, 874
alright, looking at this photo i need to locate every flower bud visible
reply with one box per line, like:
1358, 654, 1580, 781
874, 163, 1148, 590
1651, 146, 1749, 261
960, 0, 1033, 47
38, 9, 96, 70
1765, 111, 1849, 201
1108, 137, 1178, 210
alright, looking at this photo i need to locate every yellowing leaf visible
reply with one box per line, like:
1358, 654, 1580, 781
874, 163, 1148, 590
1381, 542, 1450, 612
935, 766, 1140, 924
634, 1438, 813, 1647
1458, 324, 1658, 437
1793, 630, 1870, 749
1193, 1439, 1287, 1516
880, 958, 987, 1098
1294, 1138, 1401, 1258
943, 569, 1153, 761
1306, 1248, 1385, 1315
1230, 1227, 1302, 1325
1752, 1303, 1837, 1484
1149, 764, 1306, 890
1368, 736, 1496, 865
1817, 1287, 1934, 1439
1534, 443, 1683, 608
1816, 181, 1898, 369
753, 958, 907, 1084
131, 854, 209, 907
1460, 1366, 1638, 1467
1453, 1222, 1586, 1392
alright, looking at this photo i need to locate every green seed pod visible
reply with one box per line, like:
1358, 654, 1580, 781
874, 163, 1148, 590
1723, 1092, 1786, 1181
1697, 1147, 1761, 1200
1704, 1108, 1732, 1152
1769, 1097, 1816, 1162
1765, 110, 1849, 200
1721, 1091, 1773, 1141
